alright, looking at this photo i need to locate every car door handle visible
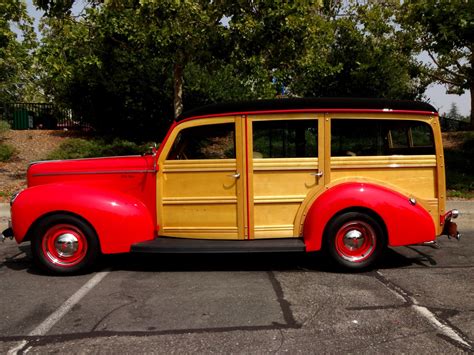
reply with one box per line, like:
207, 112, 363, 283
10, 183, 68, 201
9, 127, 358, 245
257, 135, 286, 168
227, 173, 241, 178
310, 171, 323, 177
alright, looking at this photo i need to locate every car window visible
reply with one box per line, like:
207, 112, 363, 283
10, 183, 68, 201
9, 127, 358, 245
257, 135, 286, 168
252, 120, 318, 158
331, 119, 435, 156
167, 123, 235, 160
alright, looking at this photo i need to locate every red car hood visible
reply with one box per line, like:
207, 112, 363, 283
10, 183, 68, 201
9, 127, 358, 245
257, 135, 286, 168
27, 155, 156, 187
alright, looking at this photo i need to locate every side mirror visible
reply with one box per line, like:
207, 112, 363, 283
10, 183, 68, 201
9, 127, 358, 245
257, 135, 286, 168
143, 143, 158, 156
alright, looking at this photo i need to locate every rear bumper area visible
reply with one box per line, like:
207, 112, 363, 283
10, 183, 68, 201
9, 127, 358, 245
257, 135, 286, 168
441, 209, 461, 240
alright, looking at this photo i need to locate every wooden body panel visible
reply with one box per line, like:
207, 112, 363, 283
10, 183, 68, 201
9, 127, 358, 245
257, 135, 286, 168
155, 111, 445, 241
160, 160, 240, 238
252, 159, 319, 238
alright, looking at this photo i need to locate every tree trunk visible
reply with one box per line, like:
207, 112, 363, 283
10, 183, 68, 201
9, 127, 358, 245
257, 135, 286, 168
470, 80, 474, 130
173, 63, 184, 119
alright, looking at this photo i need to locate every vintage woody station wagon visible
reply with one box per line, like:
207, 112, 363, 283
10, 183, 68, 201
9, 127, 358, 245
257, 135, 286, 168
2, 98, 460, 274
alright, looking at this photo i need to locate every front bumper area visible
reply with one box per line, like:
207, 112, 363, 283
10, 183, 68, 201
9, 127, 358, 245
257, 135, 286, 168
442, 209, 461, 240
1, 227, 14, 242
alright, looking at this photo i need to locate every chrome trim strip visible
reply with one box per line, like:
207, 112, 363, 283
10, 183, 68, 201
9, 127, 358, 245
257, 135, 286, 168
32, 169, 156, 177
28, 155, 143, 168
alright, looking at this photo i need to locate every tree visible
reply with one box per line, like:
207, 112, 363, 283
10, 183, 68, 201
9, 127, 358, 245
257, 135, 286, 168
36, 1, 331, 119
37, 8, 175, 138
36, 2, 280, 139
400, 0, 474, 129
0, 0, 36, 102
224, 1, 330, 98
34, 0, 429, 139
290, 1, 426, 100
36, 0, 233, 119
35, 0, 328, 137
446, 103, 464, 121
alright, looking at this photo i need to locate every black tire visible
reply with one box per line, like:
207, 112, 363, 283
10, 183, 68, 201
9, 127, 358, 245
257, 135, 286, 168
31, 214, 100, 275
325, 212, 386, 270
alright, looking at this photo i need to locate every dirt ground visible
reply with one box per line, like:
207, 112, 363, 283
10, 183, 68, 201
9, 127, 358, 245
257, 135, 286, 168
441, 131, 466, 149
0, 130, 72, 202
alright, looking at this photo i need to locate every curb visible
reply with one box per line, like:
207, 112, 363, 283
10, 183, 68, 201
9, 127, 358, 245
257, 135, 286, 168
447, 201, 474, 215
0, 203, 10, 218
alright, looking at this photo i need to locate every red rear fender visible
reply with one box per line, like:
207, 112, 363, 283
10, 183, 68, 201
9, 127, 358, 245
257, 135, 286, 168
11, 183, 155, 254
303, 182, 436, 251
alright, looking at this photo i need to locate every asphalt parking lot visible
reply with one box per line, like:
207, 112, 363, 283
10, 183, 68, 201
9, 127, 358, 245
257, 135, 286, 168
0, 201, 472, 354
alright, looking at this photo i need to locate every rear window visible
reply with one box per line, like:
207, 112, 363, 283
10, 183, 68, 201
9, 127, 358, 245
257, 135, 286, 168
331, 119, 435, 156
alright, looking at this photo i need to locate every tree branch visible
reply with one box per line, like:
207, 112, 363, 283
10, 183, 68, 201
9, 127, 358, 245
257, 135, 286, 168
427, 71, 462, 87
427, 50, 467, 81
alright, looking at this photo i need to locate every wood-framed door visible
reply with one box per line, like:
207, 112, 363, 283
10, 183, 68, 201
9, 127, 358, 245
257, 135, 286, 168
156, 116, 246, 239
245, 114, 325, 239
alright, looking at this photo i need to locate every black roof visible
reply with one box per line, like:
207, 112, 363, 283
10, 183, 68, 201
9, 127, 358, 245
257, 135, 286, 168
179, 98, 437, 120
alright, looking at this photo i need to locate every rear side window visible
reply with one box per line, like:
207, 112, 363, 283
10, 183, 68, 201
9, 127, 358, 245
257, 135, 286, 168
253, 120, 318, 158
167, 123, 235, 160
331, 119, 435, 156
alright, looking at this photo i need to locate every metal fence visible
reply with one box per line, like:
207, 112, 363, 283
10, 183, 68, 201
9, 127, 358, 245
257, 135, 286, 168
0, 103, 91, 131
1, 102, 470, 133
439, 116, 470, 132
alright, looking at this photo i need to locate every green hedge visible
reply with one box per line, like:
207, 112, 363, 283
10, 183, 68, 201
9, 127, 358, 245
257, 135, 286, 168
47, 138, 150, 160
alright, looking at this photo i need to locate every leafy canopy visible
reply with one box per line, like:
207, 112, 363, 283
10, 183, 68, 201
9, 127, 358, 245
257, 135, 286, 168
35, 0, 427, 139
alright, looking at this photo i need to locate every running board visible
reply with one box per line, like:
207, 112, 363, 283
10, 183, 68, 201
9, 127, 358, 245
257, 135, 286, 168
131, 237, 306, 254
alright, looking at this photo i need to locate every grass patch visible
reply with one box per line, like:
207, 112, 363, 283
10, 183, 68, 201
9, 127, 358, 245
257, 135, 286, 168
47, 138, 149, 160
445, 131, 474, 198
0, 122, 16, 162
0, 120, 11, 135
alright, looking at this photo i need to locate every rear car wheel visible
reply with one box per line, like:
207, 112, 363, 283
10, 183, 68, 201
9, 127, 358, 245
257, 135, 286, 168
32, 214, 99, 274
325, 212, 386, 269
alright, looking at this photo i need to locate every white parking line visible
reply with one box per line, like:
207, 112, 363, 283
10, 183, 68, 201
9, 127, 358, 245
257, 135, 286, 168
6, 341, 27, 355
7, 270, 110, 354
376, 270, 472, 350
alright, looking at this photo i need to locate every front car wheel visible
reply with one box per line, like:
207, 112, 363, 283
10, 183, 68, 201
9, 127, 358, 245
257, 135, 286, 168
32, 214, 100, 274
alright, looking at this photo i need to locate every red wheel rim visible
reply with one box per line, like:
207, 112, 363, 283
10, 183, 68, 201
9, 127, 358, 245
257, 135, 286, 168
335, 221, 376, 263
41, 224, 88, 267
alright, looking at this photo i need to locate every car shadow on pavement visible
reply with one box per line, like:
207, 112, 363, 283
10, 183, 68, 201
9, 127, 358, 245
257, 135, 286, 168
2, 244, 436, 275
98, 247, 423, 274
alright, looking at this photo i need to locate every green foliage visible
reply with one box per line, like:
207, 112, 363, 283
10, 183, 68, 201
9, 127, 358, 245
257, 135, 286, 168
0, 0, 37, 102
0, 119, 15, 162
47, 137, 147, 160
36, 0, 429, 138
445, 103, 468, 122
0, 143, 15, 162
37, 9, 174, 139
0, 120, 11, 136
445, 132, 474, 197
291, 1, 425, 99
399, 0, 474, 127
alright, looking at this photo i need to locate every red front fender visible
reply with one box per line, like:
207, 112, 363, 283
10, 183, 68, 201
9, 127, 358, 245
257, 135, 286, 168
11, 183, 155, 254
303, 182, 435, 251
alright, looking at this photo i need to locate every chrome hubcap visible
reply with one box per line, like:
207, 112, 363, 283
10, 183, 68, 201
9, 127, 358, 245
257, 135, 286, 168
54, 233, 79, 257
343, 229, 364, 250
